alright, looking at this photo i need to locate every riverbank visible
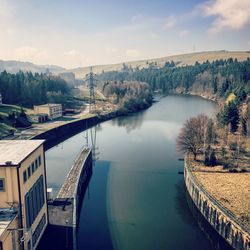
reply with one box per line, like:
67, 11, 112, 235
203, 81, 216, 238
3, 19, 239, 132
184, 156, 250, 250
42, 95, 222, 250
31, 102, 152, 149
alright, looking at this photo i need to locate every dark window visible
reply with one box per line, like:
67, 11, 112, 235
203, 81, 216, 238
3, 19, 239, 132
38, 156, 41, 166
25, 193, 31, 227
34, 184, 39, 216
33, 186, 38, 218
27, 166, 31, 178
0, 179, 4, 191
30, 188, 34, 223
36, 180, 41, 210
24, 175, 45, 228
32, 163, 35, 174
35, 159, 38, 170
32, 214, 46, 247
23, 171, 27, 183
40, 176, 45, 206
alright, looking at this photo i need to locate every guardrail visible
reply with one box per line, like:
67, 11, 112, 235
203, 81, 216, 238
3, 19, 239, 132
185, 156, 250, 235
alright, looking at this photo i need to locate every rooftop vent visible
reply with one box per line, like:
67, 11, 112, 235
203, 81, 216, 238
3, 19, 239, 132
5, 161, 12, 165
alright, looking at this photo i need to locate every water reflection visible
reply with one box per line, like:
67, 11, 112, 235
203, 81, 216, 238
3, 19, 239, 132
186, 189, 233, 250
46, 95, 221, 250
111, 111, 146, 133
77, 161, 113, 250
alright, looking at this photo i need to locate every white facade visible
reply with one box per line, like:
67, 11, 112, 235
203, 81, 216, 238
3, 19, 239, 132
34, 104, 62, 120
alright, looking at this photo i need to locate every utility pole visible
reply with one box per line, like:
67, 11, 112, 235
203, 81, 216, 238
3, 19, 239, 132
85, 67, 97, 113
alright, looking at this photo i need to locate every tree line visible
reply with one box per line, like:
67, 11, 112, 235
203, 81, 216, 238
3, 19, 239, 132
0, 71, 71, 107
101, 81, 153, 112
97, 58, 250, 99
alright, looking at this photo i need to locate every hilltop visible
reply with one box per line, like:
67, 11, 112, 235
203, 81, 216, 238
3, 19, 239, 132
69, 50, 250, 79
0, 50, 249, 79
0, 60, 65, 74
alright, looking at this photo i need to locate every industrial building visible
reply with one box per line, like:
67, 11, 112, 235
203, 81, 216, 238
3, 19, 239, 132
0, 140, 48, 250
33, 104, 62, 120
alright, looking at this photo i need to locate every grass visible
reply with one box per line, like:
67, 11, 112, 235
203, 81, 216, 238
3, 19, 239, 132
0, 104, 33, 137
0, 123, 15, 138
0, 104, 32, 115
74, 86, 107, 101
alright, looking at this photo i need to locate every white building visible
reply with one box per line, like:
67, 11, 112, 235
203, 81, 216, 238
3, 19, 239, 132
34, 104, 62, 120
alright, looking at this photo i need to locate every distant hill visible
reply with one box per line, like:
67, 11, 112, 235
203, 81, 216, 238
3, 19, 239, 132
69, 50, 250, 79
0, 60, 66, 74
1, 50, 249, 79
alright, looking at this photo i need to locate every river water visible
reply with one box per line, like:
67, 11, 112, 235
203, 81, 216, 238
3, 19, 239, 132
45, 95, 231, 250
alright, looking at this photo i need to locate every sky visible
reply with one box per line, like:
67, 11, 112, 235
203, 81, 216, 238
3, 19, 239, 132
0, 0, 250, 68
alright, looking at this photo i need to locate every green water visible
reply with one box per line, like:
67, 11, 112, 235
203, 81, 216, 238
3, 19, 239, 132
46, 95, 231, 250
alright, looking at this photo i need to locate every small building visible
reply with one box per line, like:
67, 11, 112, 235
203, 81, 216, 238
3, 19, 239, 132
0, 140, 48, 250
34, 104, 62, 120
33, 114, 49, 123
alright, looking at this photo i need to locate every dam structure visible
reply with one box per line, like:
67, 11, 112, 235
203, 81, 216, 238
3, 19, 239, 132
38, 147, 92, 250
184, 157, 250, 250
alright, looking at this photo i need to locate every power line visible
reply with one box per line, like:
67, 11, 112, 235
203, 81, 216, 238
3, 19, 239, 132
85, 67, 97, 113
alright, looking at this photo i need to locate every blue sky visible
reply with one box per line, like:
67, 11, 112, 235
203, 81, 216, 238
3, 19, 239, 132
0, 0, 249, 68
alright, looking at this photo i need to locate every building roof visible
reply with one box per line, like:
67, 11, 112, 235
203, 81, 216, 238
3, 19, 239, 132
0, 208, 18, 237
0, 140, 44, 166
34, 103, 62, 108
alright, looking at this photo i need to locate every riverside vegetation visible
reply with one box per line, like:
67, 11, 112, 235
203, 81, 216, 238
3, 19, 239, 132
97, 57, 250, 169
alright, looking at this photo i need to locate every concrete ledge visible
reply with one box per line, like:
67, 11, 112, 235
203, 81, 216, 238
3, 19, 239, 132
184, 157, 250, 250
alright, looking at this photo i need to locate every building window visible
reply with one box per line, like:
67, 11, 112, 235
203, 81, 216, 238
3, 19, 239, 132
23, 171, 27, 183
35, 159, 38, 170
25, 175, 45, 228
38, 156, 41, 166
0, 179, 5, 191
27, 166, 31, 178
32, 163, 35, 174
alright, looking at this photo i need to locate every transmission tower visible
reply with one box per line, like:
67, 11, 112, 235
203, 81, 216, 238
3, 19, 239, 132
85, 67, 97, 113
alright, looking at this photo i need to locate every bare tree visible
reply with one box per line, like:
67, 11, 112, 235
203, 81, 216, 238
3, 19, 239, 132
177, 114, 208, 160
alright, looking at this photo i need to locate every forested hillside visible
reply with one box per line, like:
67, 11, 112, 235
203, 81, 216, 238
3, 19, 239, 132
0, 71, 71, 107
97, 58, 250, 100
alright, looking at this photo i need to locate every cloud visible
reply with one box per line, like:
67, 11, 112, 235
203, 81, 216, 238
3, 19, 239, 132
164, 15, 176, 30
179, 30, 189, 37
64, 49, 81, 57
200, 0, 250, 33
125, 49, 140, 58
16, 46, 48, 62
105, 47, 118, 53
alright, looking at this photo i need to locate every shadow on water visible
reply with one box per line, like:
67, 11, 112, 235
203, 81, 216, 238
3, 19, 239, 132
186, 191, 233, 250
174, 180, 233, 250
174, 179, 198, 226
77, 160, 113, 250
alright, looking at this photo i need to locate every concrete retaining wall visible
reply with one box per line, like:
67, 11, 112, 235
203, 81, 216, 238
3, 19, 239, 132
33, 111, 126, 150
184, 158, 250, 250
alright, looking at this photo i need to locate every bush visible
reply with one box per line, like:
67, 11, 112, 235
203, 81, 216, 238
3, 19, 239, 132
204, 146, 217, 166
229, 168, 238, 173
229, 142, 237, 151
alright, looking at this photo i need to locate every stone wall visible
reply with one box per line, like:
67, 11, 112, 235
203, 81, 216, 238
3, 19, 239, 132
184, 158, 250, 250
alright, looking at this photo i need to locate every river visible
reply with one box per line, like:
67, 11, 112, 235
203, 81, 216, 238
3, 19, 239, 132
45, 95, 232, 250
